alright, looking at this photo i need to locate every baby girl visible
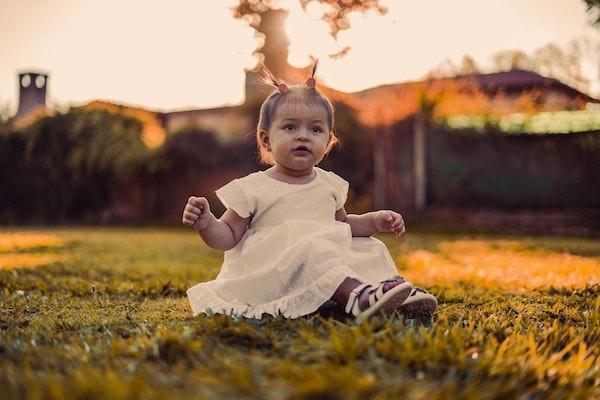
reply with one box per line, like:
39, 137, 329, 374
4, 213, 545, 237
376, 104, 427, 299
183, 62, 437, 323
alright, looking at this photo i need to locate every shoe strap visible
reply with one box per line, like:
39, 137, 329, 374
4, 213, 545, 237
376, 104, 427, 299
345, 283, 370, 315
368, 283, 386, 307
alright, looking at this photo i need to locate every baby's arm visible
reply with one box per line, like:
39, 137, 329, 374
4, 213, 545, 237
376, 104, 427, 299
335, 207, 378, 237
182, 196, 250, 251
336, 207, 405, 238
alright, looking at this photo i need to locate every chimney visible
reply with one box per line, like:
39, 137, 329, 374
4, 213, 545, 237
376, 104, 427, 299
16, 71, 48, 118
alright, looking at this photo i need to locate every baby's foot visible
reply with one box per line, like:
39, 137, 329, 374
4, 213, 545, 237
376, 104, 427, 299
399, 287, 438, 316
384, 275, 438, 315
343, 278, 413, 323
356, 278, 406, 311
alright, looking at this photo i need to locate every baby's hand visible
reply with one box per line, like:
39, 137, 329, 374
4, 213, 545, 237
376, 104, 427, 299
182, 196, 213, 231
373, 210, 406, 239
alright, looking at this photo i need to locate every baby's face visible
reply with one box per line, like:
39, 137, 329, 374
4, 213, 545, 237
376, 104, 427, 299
265, 101, 331, 173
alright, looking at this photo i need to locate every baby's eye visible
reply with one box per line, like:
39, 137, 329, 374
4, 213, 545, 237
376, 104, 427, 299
311, 127, 324, 133
283, 124, 296, 131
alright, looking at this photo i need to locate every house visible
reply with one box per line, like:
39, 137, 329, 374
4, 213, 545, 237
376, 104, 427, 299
320, 69, 599, 129
154, 69, 600, 140
13, 68, 597, 140
11, 71, 50, 129
160, 105, 254, 144
472, 69, 598, 110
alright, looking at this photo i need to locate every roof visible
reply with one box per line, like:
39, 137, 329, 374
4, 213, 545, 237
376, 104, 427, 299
471, 69, 599, 103
352, 69, 599, 103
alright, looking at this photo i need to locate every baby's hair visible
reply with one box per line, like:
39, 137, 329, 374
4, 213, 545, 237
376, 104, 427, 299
255, 59, 340, 166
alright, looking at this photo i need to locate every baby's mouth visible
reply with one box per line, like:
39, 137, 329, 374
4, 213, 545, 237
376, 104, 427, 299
293, 146, 311, 153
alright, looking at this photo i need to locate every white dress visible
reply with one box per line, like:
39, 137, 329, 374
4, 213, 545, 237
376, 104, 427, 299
186, 166, 400, 319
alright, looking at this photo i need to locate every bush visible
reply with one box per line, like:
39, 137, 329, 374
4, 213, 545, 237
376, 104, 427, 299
0, 108, 150, 223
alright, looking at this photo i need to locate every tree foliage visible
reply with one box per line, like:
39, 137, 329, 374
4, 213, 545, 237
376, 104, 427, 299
582, 0, 600, 27
426, 38, 600, 98
0, 108, 150, 223
231, 0, 387, 77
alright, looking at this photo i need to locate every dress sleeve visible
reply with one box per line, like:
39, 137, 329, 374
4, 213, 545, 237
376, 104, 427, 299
328, 171, 349, 210
215, 179, 252, 218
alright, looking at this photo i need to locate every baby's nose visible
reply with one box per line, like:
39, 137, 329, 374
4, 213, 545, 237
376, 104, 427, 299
297, 127, 311, 137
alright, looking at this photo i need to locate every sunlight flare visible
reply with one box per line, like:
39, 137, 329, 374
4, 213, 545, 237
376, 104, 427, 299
401, 240, 600, 291
0, 253, 67, 270
285, 1, 339, 68
0, 233, 63, 252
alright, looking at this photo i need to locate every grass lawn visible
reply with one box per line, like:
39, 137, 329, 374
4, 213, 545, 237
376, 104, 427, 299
0, 227, 598, 399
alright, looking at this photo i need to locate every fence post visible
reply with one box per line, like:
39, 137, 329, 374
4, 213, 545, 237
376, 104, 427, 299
414, 112, 426, 211
374, 126, 386, 210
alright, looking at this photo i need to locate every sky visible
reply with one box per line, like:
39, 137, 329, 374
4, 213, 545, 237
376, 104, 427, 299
0, 0, 599, 114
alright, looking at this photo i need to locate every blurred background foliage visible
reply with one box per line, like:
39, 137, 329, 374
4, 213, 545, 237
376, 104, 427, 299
1, 98, 599, 228
0, 108, 149, 224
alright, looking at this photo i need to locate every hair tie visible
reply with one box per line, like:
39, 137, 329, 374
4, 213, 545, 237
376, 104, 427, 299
278, 83, 289, 94
305, 57, 319, 89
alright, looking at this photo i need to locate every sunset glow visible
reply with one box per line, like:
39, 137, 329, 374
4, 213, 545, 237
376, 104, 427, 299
0, 0, 598, 113
402, 240, 600, 291
0, 232, 66, 270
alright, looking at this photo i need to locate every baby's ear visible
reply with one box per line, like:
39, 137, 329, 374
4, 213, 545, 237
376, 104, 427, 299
259, 131, 269, 146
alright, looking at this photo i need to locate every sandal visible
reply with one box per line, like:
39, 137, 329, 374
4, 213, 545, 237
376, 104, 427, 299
344, 279, 413, 324
399, 287, 438, 315
386, 276, 438, 315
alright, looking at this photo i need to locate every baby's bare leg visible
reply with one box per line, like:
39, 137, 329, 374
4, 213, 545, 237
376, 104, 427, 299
331, 277, 362, 304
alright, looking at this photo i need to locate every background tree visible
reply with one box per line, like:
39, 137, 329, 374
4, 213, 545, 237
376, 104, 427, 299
425, 38, 599, 99
491, 49, 531, 71
458, 55, 481, 75
232, 0, 387, 80
425, 58, 460, 79
425, 55, 481, 79
490, 38, 599, 96
582, 0, 600, 27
